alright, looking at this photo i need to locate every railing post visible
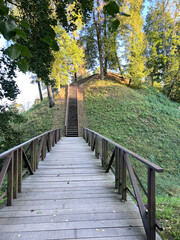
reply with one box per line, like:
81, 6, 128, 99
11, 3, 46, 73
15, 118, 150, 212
102, 139, 108, 168
115, 147, 120, 190
104, 140, 108, 168
18, 148, 23, 193
55, 130, 58, 144
88, 131, 91, 146
59, 129, 61, 140
52, 131, 55, 147
42, 135, 47, 161
31, 140, 35, 172
95, 135, 99, 159
91, 132, 94, 151
86, 130, 88, 143
121, 153, 127, 201
35, 139, 39, 170
147, 168, 156, 240
7, 154, 13, 206
47, 132, 51, 152
83, 128, 85, 139
13, 150, 18, 199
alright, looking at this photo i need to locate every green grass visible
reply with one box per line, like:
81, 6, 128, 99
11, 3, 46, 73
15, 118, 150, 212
83, 76, 180, 240
19, 90, 66, 141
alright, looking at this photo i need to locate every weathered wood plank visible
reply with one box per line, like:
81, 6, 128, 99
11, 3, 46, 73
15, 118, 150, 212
0, 137, 150, 240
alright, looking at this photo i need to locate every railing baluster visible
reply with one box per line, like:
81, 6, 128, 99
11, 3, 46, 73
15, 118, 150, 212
13, 150, 18, 199
148, 168, 156, 240
7, 154, 13, 206
95, 135, 99, 159
91, 132, 94, 151
42, 135, 47, 161
121, 152, 127, 201
88, 131, 91, 146
115, 147, 120, 190
18, 148, 23, 193
47, 132, 51, 152
31, 141, 35, 172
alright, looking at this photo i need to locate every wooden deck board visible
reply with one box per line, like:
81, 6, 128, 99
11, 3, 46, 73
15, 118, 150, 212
0, 137, 154, 240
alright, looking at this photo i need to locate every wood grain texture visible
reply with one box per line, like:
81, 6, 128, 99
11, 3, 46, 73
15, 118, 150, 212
0, 137, 157, 240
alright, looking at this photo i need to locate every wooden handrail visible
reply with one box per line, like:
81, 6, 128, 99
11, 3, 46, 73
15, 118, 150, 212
83, 128, 163, 240
0, 128, 62, 205
65, 84, 69, 136
84, 128, 163, 172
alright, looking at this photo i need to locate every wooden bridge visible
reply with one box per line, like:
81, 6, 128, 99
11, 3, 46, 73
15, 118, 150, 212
0, 128, 163, 240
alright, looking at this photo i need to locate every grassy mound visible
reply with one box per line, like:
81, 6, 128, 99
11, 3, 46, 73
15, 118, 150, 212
79, 75, 180, 240
19, 89, 66, 141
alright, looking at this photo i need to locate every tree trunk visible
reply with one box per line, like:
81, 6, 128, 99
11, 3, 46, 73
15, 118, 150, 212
93, 0, 104, 80
47, 85, 55, 108
74, 72, 77, 81
104, 13, 107, 75
115, 50, 123, 75
57, 85, 61, 94
167, 64, 180, 97
37, 81, 43, 102
151, 72, 154, 87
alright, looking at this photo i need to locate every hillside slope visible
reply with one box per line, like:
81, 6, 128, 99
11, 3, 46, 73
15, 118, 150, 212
78, 74, 180, 240
19, 88, 66, 141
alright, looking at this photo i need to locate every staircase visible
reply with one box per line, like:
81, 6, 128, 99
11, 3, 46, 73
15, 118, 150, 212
66, 84, 78, 137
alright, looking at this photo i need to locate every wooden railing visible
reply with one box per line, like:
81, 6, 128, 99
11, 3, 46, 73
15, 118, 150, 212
0, 128, 61, 206
83, 128, 163, 240
65, 84, 69, 136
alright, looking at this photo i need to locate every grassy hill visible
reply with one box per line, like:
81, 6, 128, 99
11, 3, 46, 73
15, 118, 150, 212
19, 88, 66, 142
78, 74, 180, 240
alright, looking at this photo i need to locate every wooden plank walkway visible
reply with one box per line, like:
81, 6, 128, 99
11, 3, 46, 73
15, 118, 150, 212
0, 137, 160, 240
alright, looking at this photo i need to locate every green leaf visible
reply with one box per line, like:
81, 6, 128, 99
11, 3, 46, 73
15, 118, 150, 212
41, 37, 59, 51
104, 1, 119, 17
15, 28, 27, 41
0, 19, 17, 40
41, 36, 52, 45
51, 40, 59, 51
119, 12, 130, 17
0, 5, 9, 15
18, 44, 31, 58
21, 20, 30, 29
109, 19, 120, 32
17, 59, 29, 73
5, 44, 21, 59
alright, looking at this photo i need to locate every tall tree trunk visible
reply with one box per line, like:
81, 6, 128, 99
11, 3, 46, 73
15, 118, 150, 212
151, 72, 154, 87
57, 85, 61, 94
167, 64, 180, 97
93, 0, 104, 80
115, 50, 123, 75
104, 13, 107, 75
37, 81, 43, 102
74, 72, 77, 81
47, 84, 55, 108
113, 34, 123, 75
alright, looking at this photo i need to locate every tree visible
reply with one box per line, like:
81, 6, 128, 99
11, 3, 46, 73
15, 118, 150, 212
120, 0, 146, 87
93, 0, 104, 80
0, 49, 20, 101
50, 25, 84, 88
31, 75, 43, 102
144, 0, 180, 100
